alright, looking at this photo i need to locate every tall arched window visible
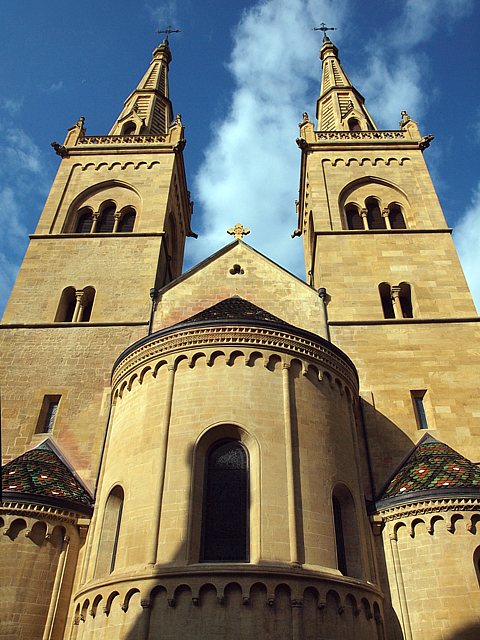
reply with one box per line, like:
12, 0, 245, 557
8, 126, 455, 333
474, 546, 480, 587
118, 209, 136, 232
74, 208, 93, 233
80, 286, 95, 322
366, 198, 386, 230
345, 204, 363, 230
201, 440, 249, 563
55, 286, 76, 322
332, 484, 362, 578
96, 204, 115, 233
389, 204, 406, 229
398, 282, 413, 318
378, 282, 395, 319
95, 485, 124, 576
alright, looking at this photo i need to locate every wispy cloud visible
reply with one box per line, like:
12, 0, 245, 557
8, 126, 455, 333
0, 121, 50, 317
357, 0, 474, 128
0, 97, 23, 115
44, 80, 64, 94
454, 184, 480, 311
189, 0, 346, 277
145, 0, 181, 30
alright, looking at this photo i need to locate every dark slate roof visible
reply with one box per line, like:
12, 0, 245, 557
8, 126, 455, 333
2, 442, 93, 514
378, 434, 480, 506
179, 296, 290, 327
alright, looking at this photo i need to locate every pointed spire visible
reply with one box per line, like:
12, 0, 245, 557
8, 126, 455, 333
316, 37, 377, 132
109, 39, 174, 136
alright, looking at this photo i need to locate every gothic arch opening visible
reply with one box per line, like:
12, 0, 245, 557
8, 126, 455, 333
345, 203, 363, 230
378, 282, 395, 319
96, 202, 116, 233
74, 207, 93, 233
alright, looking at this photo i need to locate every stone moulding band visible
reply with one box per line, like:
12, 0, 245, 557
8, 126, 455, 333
315, 130, 407, 141
374, 496, 480, 522
111, 325, 358, 391
0, 501, 84, 525
78, 134, 168, 145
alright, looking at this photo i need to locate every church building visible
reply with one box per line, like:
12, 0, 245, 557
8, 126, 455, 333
1, 32, 480, 640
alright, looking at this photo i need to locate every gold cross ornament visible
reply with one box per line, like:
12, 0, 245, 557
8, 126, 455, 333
227, 223, 250, 240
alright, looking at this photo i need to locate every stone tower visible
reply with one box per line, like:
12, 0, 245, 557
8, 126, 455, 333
1, 34, 480, 640
296, 36, 480, 639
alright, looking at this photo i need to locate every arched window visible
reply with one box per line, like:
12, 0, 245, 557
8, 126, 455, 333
379, 282, 395, 319
332, 485, 362, 578
398, 282, 413, 318
74, 208, 93, 234
95, 485, 124, 576
201, 440, 249, 563
96, 204, 116, 233
79, 286, 95, 322
474, 547, 480, 587
389, 204, 406, 229
121, 121, 136, 135
366, 198, 386, 230
348, 118, 361, 131
345, 204, 363, 230
118, 209, 136, 232
55, 286, 76, 322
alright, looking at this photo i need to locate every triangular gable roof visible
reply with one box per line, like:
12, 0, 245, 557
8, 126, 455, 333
377, 434, 480, 507
2, 439, 93, 514
158, 240, 313, 296
175, 295, 290, 327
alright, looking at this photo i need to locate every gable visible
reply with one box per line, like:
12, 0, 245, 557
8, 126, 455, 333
153, 241, 324, 335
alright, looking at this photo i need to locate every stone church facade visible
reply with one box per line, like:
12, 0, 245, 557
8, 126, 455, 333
1, 35, 479, 640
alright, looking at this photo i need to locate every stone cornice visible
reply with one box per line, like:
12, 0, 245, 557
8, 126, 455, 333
374, 496, 480, 522
0, 500, 90, 525
112, 324, 358, 392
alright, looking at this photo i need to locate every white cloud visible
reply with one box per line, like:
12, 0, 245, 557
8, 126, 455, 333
145, 1, 181, 31
188, 0, 347, 277
357, 0, 474, 128
44, 81, 64, 94
0, 97, 23, 115
0, 122, 50, 317
454, 184, 480, 312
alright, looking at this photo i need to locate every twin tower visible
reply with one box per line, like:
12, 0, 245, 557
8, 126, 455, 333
1, 35, 480, 640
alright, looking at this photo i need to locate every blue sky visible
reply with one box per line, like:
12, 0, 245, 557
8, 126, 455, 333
1, 0, 479, 316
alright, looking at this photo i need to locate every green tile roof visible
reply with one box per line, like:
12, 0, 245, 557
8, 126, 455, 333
378, 434, 480, 505
2, 443, 93, 514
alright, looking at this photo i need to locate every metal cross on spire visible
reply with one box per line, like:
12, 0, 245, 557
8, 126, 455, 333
313, 22, 337, 41
157, 25, 181, 42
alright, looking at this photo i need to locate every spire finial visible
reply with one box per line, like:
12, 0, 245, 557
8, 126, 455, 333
313, 22, 337, 41
157, 25, 181, 43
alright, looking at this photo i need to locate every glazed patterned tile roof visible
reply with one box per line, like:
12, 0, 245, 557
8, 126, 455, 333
379, 434, 480, 504
2, 444, 93, 513
179, 296, 290, 326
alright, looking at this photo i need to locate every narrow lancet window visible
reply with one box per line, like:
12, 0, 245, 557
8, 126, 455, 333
411, 390, 429, 429
389, 204, 406, 229
96, 205, 116, 233
55, 286, 76, 322
201, 440, 249, 563
398, 282, 413, 318
118, 209, 136, 232
345, 204, 363, 230
74, 208, 93, 233
366, 198, 386, 230
95, 486, 124, 576
379, 282, 395, 319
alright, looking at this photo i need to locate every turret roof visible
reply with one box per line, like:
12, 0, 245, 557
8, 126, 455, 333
2, 441, 93, 514
377, 434, 480, 506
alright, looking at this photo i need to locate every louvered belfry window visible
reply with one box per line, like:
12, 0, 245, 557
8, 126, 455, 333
201, 440, 249, 563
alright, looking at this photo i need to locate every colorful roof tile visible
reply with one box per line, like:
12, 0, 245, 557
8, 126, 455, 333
378, 434, 480, 505
2, 441, 93, 514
